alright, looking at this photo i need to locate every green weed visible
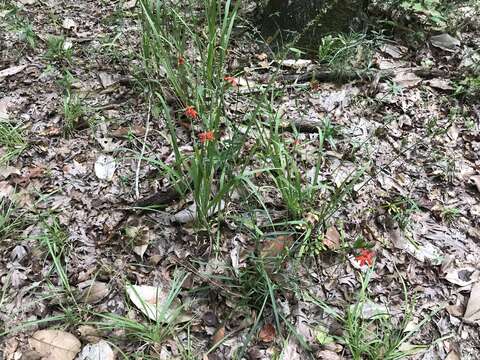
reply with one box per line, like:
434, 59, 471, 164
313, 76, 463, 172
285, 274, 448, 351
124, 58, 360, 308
0, 197, 28, 242
382, 195, 418, 230
44, 35, 72, 63
318, 33, 374, 76
139, 0, 247, 227
0, 120, 27, 164
307, 268, 441, 359
441, 207, 460, 223
91, 271, 188, 351
62, 92, 86, 134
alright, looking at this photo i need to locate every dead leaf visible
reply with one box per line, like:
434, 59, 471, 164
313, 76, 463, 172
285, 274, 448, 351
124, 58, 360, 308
79, 281, 109, 304
260, 235, 293, 258
427, 78, 454, 91
280, 59, 312, 70
447, 124, 459, 141
324, 226, 341, 250
126, 285, 183, 322
464, 282, 480, 322
0, 65, 27, 80
431, 33, 460, 52
212, 325, 225, 347
316, 350, 343, 360
29, 330, 81, 360
0, 181, 14, 199
171, 200, 225, 223
62, 18, 77, 30
0, 166, 20, 179
110, 125, 146, 138
122, 0, 137, 10
256, 53, 268, 61
470, 175, 480, 193
445, 268, 480, 287
78, 341, 115, 360
3, 338, 18, 359
259, 323, 276, 343
94, 154, 116, 181
98, 72, 116, 88
445, 349, 461, 360
393, 71, 422, 88
380, 44, 406, 59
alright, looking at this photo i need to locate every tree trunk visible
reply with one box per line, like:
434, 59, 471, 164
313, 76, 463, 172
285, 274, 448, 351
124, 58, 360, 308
261, 0, 368, 50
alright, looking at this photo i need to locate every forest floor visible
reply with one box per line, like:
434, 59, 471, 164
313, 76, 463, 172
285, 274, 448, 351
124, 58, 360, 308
1, 1, 480, 359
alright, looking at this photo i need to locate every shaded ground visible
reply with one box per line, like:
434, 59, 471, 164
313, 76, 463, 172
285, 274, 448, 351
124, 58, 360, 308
1, 1, 480, 359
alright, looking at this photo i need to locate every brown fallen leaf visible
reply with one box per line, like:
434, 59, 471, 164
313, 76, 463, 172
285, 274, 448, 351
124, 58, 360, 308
464, 282, 480, 322
260, 235, 293, 258
111, 125, 146, 138
393, 71, 422, 88
211, 325, 225, 347
29, 329, 81, 360
79, 281, 109, 304
259, 323, 276, 343
316, 350, 343, 360
324, 226, 341, 250
0, 65, 27, 79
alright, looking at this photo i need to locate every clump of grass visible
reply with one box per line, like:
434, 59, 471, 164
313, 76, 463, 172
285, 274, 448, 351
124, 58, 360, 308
62, 92, 86, 134
38, 215, 72, 294
44, 35, 72, 63
441, 207, 460, 223
91, 271, 188, 352
318, 32, 374, 77
139, 0, 248, 227
0, 120, 27, 164
0, 197, 28, 242
253, 108, 323, 219
307, 268, 441, 359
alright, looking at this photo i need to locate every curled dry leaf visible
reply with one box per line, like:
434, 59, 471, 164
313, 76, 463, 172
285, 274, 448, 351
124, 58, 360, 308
29, 329, 81, 360
79, 281, 109, 304
324, 226, 341, 250
260, 235, 293, 258
430, 33, 460, 52
464, 282, 480, 322
470, 175, 480, 193
444, 268, 480, 287
126, 285, 182, 322
259, 323, 276, 343
78, 340, 115, 360
212, 325, 226, 347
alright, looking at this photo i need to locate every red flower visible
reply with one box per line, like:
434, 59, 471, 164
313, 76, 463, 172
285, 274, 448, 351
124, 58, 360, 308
224, 76, 238, 86
355, 249, 375, 267
198, 131, 215, 143
177, 56, 185, 66
185, 106, 198, 119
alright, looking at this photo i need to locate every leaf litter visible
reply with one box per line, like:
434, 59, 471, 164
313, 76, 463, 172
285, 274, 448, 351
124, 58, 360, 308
0, 0, 479, 359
